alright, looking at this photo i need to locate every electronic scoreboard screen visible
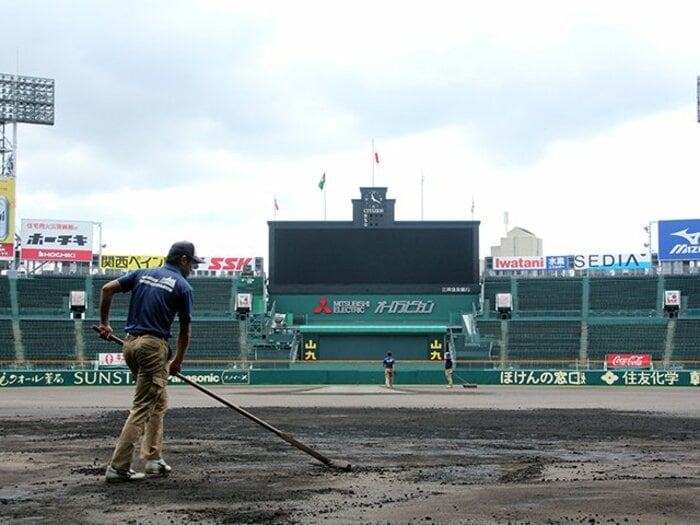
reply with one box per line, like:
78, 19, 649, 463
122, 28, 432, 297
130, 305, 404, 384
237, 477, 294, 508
268, 222, 479, 294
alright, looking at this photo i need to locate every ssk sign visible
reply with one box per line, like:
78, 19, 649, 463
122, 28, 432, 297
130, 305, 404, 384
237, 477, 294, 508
201, 257, 254, 272
607, 354, 652, 369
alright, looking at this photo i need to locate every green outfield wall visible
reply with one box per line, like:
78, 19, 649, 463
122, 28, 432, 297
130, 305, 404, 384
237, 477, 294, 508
1, 367, 698, 388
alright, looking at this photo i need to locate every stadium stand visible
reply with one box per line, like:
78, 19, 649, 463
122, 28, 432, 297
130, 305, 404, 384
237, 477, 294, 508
474, 319, 503, 357
588, 276, 658, 315
20, 319, 78, 365
662, 275, 700, 310
2, 273, 699, 370
671, 319, 700, 361
586, 320, 667, 362
481, 278, 511, 315
0, 319, 15, 362
505, 320, 581, 362
189, 277, 235, 316
17, 276, 87, 316
90, 276, 131, 316
516, 278, 583, 315
0, 276, 12, 314
170, 319, 243, 366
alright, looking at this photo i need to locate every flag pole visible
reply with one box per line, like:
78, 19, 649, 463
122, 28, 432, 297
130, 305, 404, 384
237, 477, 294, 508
323, 171, 327, 221
273, 196, 277, 220
420, 170, 424, 220
371, 139, 375, 186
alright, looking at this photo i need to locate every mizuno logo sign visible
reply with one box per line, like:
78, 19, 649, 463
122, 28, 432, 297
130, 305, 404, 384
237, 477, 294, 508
671, 228, 700, 246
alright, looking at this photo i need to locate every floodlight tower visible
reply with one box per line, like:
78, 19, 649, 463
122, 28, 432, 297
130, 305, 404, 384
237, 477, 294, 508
0, 73, 55, 261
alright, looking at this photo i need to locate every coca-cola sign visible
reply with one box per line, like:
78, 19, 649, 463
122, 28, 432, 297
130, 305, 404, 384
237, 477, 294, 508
606, 354, 652, 369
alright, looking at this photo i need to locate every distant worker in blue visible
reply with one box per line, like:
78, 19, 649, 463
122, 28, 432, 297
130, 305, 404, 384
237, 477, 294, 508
444, 350, 454, 388
383, 351, 396, 388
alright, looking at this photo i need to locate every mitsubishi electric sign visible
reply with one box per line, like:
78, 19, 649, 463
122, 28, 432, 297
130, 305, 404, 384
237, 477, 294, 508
658, 219, 700, 261
313, 296, 435, 315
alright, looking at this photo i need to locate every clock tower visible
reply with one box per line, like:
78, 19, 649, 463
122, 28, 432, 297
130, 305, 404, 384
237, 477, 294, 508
352, 187, 395, 227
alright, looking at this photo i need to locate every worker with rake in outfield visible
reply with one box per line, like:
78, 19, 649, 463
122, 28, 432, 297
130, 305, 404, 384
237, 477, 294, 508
97, 241, 204, 483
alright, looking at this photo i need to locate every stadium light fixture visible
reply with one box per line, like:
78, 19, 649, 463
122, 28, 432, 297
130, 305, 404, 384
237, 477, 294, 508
0, 73, 55, 267
0, 73, 55, 125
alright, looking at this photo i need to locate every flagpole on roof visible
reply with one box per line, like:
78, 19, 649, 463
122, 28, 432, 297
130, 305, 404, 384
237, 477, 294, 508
420, 170, 424, 221
318, 172, 327, 220
371, 139, 375, 186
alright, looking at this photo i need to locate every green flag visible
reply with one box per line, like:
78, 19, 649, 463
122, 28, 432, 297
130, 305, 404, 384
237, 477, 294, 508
318, 172, 326, 190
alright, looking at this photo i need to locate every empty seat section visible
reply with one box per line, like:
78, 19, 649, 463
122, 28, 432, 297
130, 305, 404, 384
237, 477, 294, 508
506, 320, 581, 361
588, 277, 657, 314
671, 319, 700, 361
663, 276, 700, 310
475, 319, 503, 356
482, 278, 511, 314
170, 320, 242, 365
0, 277, 11, 313
91, 277, 131, 315
0, 319, 15, 362
17, 276, 87, 315
20, 319, 78, 365
517, 278, 582, 313
189, 278, 234, 316
587, 322, 666, 362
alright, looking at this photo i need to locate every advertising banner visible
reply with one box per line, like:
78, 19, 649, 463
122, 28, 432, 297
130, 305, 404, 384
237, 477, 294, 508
100, 255, 165, 270
0, 177, 15, 260
492, 256, 568, 271
201, 256, 254, 272
606, 354, 652, 369
0, 369, 250, 388
99, 255, 256, 272
98, 353, 127, 366
0, 368, 697, 388
657, 219, 700, 261
572, 253, 651, 270
20, 219, 93, 262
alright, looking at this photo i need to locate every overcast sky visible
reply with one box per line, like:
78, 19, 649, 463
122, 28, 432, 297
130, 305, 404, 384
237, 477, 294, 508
3, 1, 700, 262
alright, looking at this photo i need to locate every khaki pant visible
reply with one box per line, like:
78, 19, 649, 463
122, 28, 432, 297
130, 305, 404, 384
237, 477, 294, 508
110, 334, 169, 470
384, 368, 395, 388
445, 368, 453, 386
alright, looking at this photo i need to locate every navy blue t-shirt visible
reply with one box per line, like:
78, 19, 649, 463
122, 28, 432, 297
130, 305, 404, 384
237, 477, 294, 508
444, 353, 453, 370
118, 263, 194, 339
383, 356, 396, 369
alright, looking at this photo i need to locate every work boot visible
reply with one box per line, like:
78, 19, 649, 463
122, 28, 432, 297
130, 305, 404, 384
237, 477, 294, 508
145, 458, 172, 477
105, 465, 146, 483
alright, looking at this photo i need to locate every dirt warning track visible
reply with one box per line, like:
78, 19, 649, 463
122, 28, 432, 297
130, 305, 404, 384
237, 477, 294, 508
1, 386, 698, 524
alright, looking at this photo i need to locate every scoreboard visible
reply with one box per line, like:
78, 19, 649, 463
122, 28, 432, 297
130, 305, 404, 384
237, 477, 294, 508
268, 222, 480, 294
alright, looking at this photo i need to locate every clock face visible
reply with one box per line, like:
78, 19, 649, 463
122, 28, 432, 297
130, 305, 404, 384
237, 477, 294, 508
364, 190, 383, 208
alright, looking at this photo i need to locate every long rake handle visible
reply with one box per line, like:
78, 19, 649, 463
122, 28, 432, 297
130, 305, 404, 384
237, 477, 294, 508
92, 326, 348, 470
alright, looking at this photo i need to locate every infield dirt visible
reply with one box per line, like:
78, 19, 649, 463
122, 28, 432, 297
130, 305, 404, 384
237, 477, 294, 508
1, 387, 699, 525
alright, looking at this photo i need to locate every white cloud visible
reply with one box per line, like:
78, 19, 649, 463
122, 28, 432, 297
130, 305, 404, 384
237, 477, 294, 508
4, 0, 700, 265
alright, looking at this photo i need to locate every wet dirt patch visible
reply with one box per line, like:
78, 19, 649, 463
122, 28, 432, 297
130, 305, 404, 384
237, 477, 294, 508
0, 407, 698, 525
